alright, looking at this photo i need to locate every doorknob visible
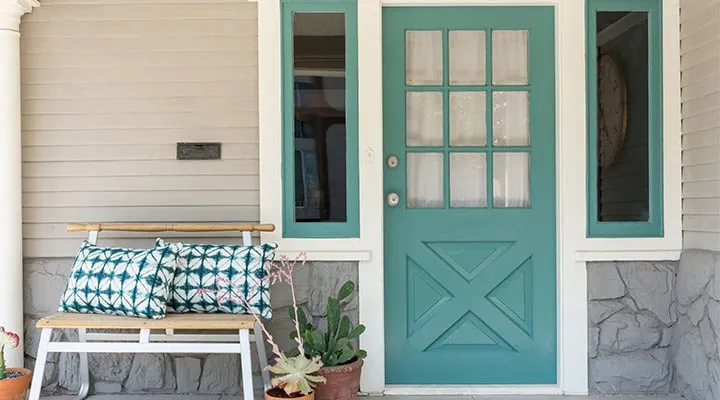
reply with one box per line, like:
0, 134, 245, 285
387, 192, 400, 207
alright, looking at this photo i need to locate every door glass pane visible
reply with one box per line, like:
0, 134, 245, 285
492, 30, 529, 85
451, 153, 487, 207
406, 31, 443, 85
493, 91, 529, 146
450, 92, 486, 146
596, 11, 650, 222
449, 30, 486, 85
292, 12, 347, 223
493, 153, 529, 208
407, 92, 443, 146
407, 153, 444, 208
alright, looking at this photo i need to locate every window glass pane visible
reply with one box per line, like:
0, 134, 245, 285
493, 91, 529, 146
293, 12, 347, 223
596, 11, 649, 222
493, 153, 529, 208
407, 92, 444, 147
451, 153, 487, 207
407, 153, 444, 208
406, 31, 443, 85
492, 30, 529, 85
450, 92, 486, 146
449, 30, 486, 85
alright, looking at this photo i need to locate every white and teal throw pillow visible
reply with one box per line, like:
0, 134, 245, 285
58, 241, 177, 320
158, 240, 277, 319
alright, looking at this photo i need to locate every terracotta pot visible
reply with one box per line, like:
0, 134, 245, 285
265, 388, 314, 400
314, 358, 363, 400
0, 368, 32, 400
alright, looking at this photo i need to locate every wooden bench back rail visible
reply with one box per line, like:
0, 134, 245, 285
66, 223, 276, 233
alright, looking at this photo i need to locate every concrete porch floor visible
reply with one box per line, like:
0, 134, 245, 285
43, 396, 684, 400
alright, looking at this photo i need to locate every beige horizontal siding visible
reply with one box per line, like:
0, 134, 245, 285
681, 0, 720, 251
21, 0, 260, 258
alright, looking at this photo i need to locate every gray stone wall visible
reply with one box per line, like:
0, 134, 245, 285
673, 250, 720, 400
587, 261, 677, 394
23, 258, 358, 395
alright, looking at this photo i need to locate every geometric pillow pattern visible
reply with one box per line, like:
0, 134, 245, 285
58, 241, 177, 320
157, 239, 277, 319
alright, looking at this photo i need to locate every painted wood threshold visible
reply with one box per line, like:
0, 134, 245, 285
383, 385, 563, 395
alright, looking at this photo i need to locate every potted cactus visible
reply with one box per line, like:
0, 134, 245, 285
0, 327, 31, 400
290, 281, 366, 400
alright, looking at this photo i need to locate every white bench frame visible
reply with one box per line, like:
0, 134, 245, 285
29, 223, 277, 400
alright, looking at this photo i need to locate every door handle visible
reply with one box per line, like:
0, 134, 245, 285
387, 192, 400, 207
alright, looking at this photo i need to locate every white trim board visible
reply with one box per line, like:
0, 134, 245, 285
256, 0, 682, 395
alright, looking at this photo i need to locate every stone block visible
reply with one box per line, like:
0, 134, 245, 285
699, 317, 717, 358
176, 357, 201, 393
23, 258, 73, 316
25, 357, 57, 389
675, 332, 709, 395
308, 262, 359, 316
659, 326, 673, 347
94, 381, 122, 393
162, 354, 176, 391
688, 295, 708, 326
678, 250, 714, 306
618, 262, 677, 325
598, 311, 662, 353
24, 315, 62, 361
199, 354, 241, 394
271, 266, 310, 308
588, 263, 625, 300
89, 353, 132, 383
124, 354, 164, 391
590, 348, 671, 394
709, 300, 720, 334
57, 351, 79, 392
710, 359, 720, 400
589, 327, 600, 358
588, 300, 626, 325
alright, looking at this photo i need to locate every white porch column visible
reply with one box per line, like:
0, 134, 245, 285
0, 0, 38, 368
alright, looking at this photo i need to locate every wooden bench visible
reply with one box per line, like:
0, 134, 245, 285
30, 223, 276, 400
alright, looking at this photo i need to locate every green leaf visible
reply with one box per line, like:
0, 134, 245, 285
356, 350, 368, 359
327, 298, 341, 337
311, 331, 326, 352
335, 337, 350, 350
337, 281, 355, 302
337, 346, 355, 365
337, 316, 350, 338
347, 325, 366, 339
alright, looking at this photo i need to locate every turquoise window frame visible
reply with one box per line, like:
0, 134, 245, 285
280, 0, 359, 238
586, 0, 664, 238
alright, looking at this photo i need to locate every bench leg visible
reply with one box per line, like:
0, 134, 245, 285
29, 328, 52, 400
254, 322, 271, 390
76, 328, 90, 400
239, 329, 255, 400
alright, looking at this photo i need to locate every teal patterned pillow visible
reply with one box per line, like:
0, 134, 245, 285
158, 239, 277, 319
58, 241, 177, 320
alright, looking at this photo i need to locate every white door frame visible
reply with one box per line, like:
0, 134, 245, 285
256, 0, 681, 395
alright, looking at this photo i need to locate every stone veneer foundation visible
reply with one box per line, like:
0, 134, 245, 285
588, 254, 720, 400
587, 261, 677, 394
23, 258, 358, 395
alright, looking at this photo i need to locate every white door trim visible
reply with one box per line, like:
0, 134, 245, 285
256, 0, 681, 395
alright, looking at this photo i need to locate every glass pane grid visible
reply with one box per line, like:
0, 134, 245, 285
402, 28, 534, 210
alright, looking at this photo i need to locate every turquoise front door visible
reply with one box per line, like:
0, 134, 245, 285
383, 6, 557, 385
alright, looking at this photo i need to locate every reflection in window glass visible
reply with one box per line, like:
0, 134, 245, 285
293, 12, 347, 223
595, 11, 650, 222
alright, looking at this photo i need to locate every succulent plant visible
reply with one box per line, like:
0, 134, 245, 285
268, 354, 326, 396
0, 327, 20, 380
289, 281, 367, 367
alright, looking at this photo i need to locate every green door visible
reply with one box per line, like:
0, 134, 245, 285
383, 6, 556, 385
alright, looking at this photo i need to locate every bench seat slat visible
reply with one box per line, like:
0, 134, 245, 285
37, 312, 256, 330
